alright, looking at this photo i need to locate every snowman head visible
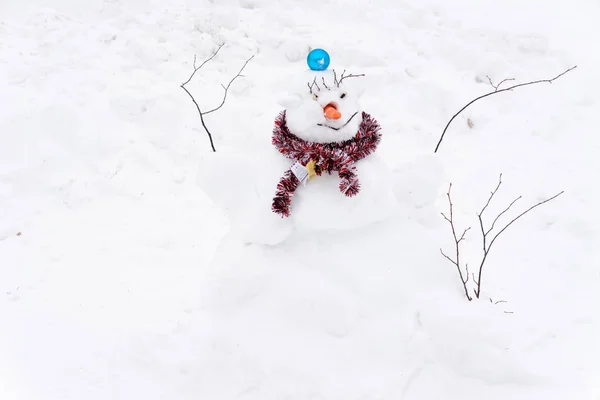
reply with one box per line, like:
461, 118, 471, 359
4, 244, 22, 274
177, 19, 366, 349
284, 70, 365, 143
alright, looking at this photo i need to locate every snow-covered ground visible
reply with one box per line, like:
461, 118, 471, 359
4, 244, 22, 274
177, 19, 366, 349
1, 0, 599, 398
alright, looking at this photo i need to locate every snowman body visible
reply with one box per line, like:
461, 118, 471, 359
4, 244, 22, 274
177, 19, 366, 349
196, 69, 400, 245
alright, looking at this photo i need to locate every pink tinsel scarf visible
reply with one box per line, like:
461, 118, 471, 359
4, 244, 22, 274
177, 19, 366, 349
271, 110, 382, 217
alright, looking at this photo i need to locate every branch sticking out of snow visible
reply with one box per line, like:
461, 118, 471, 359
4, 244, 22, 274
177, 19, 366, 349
440, 183, 473, 301
434, 65, 577, 153
473, 174, 564, 299
180, 44, 254, 152
441, 174, 564, 301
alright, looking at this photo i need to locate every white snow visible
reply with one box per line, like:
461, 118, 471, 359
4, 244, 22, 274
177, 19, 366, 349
1, 0, 599, 399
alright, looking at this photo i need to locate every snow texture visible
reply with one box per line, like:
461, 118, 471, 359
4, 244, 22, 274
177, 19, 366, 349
1, 0, 600, 399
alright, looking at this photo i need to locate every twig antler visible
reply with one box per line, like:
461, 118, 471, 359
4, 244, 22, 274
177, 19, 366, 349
440, 183, 473, 301
333, 69, 365, 87
308, 77, 321, 94
434, 65, 577, 153
181, 44, 254, 152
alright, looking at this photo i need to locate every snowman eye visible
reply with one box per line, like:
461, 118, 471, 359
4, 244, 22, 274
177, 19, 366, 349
313, 94, 318, 100
340, 93, 347, 99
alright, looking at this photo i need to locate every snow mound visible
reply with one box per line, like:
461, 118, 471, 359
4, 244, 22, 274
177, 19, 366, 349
2, 0, 599, 398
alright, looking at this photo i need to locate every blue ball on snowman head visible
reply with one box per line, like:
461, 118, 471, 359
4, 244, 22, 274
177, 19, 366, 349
307, 48, 330, 71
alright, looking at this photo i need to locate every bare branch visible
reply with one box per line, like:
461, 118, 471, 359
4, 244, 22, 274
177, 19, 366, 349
445, 174, 564, 300
458, 227, 471, 243
473, 176, 564, 298
486, 75, 515, 91
335, 69, 365, 86
477, 173, 503, 260
180, 84, 216, 152
321, 77, 329, 89
180, 45, 254, 152
434, 65, 577, 153
316, 111, 359, 130
478, 173, 503, 217
486, 191, 564, 253
440, 212, 451, 223
440, 183, 472, 301
477, 213, 486, 251
308, 77, 321, 94
180, 46, 223, 152
182, 44, 224, 87
486, 196, 522, 235
440, 248, 459, 268
204, 54, 255, 114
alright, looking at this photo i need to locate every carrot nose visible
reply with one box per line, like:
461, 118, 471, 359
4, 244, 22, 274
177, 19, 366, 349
324, 104, 341, 120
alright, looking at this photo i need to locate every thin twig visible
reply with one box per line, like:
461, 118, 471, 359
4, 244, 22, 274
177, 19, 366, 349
486, 191, 564, 252
473, 174, 564, 298
443, 173, 564, 300
434, 65, 577, 153
338, 70, 365, 86
180, 45, 254, 152
332, 69, 365, 87
182, 44, 224, 87
486, 196, 521, 235
316, 111, 359, 130
440, 183, 473, 301
477, 174, 504, 264
486, 75, 515, 91
204, 54, 255, 114
480, 173, 503, 214
181, 85, 215, 151
308, 77, 320, 94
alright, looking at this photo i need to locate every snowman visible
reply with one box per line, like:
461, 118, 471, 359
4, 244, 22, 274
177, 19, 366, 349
197, 68, 401, 246
270, 69, 399, 225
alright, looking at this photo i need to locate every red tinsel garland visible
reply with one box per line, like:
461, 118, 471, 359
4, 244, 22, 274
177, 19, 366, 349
271, 110, 382, 217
